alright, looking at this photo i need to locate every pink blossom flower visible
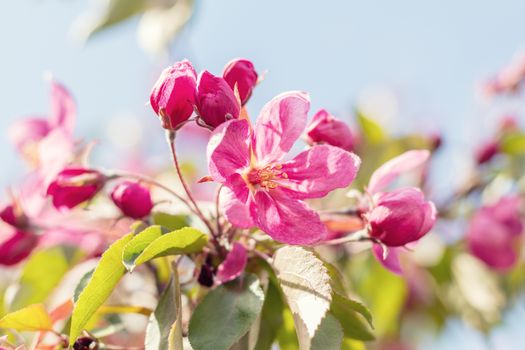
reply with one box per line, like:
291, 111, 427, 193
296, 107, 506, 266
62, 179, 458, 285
196, 71, 240, 128
0, 202, 28, 229
208, 91, 360, 244
304, 109, 354, 151
467, 195, 523, 270
222, 58, 258, 105
363, 150, 436, 273
110, 181, 153, 219
46, 168, 106, 210
150, 59, 197, 130
9, 79, 75, 162
216, 242, 248, 283
0, 229, 39, 266
475, 139, 499, 165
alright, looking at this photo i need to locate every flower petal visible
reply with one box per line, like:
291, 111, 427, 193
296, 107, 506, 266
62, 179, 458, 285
252, 189, 325, 245
216, 242, 248, 283
253, 91, 310, 164
368, 150, 430, 194
207, 119, 251, 183
372, 244, 402, 274
221, 185, 255, 229
280, 144, 361, 199
49, 80, 76, 134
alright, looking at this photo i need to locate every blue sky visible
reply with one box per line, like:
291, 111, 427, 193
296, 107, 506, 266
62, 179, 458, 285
2, 1, 525, 348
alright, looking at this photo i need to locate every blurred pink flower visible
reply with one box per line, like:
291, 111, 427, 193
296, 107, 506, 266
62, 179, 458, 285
0, 202, 28, 229
196, 71, 240, 128
9, 79, 75, 162
364, 150, 436, 274
467, 195, 523, 270
150, 59, 197, 130
483, 50, 525, 97
475, 139, 499, 165
46, 168, 106, 210
304, 109, 354, 151
216, 242, 248, 283
208, 91, 360, 244
110, 181, 153, 219
222, 58, 258, 106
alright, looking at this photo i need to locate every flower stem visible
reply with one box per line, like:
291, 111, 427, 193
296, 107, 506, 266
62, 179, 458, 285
166, 130, 215, 235
318, 229, 369, 246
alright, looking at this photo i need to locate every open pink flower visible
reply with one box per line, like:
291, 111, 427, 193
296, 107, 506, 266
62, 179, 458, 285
363, 150, 436, 273
110, 181, 153, 219
304, 109, 354, 151
9, 79, 75, 160
222, 58, 258, 106
467, 195, 523, 270
47, 168, 106, 210
150, 59, 197, 130
208, 91, 360, 245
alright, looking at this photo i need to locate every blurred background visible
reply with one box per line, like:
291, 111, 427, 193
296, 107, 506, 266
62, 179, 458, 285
2, 0, 525, 348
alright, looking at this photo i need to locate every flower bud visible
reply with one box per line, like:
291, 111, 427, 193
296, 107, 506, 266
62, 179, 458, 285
150, 60, 197, 130
110, 181, 153, 219
304, 109, 354, 151
0, 203, 28, 229
196, 71, 240, 128
47, 168, 106, 210
467, 195, 523, 270
475, 139, 499, 165
0, 230, 38, 266
365, 188, 436, 247
222, 58, 258, 105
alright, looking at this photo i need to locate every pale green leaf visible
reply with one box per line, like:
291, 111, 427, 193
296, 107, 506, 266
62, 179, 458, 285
501, 132, 525, 155
188, 274, 264, 350
152, 212, 189, 231
356, 109, 386, 144
311, 313, 343, 350
253, 280, 284, 350
69, 233, 134, 344
330, 294, 374, 341
122, 225, 168, 271
272, 247, 332, 349
0, 304, 53, 332
131, 227, 208, 269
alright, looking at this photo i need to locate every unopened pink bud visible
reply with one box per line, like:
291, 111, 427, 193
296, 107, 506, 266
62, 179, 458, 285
222, 58, 258, 106
47, 167, 106, 210
304, 109, 354, 151
110, 181, 153, 219
0, 230, 38, 266
150, 59, 197, 130
475, 139, 499, 165
196, 71, 240, 128
366, 188, 436, 247
467, 195, 523, 270
0, 203, 28, 229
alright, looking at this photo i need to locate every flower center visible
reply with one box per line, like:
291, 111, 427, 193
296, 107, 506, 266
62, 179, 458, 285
246, 164, 288, 190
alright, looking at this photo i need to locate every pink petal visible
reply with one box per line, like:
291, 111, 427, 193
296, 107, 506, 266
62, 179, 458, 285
372, 244, 402, 274
207, 119, 251, 183
221, 185, 255, 229
252, 189, 325, 245
216, 242, 248, 283
253, 91, 310, 164
280, 144, 361, 199
368, 150, 430, 194
49, 80, 76, 134
8, 118, 51, 152
37, 129, 74, 185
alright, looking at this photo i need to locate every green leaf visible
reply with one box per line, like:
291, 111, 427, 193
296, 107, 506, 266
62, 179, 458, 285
311, 313, 344, 350
356, 109, 386, 144
122, 225, 168, 271
330, 294, 375, 341
188, 274, 264, 350
145, 263, 183, 350
0, 304, 53, 332
74, 269, 95, 303
272, 247, 332, 349
253, 280, 284, 350
129, 227, 208, 270
276, 308, 299, 350
501, 132, 525, 155
10, 247, 72, 311
69, 233, 134, 344
152, 212, 189, 231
